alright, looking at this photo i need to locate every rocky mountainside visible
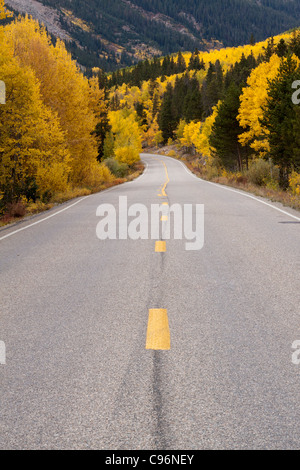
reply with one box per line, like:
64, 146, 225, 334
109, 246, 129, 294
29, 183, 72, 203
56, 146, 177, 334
5, 0, 300, 71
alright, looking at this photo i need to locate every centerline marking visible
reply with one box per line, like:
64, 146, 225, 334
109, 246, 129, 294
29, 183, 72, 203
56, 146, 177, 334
157, 160, 170, 197
155, 241, 166, 252
146, 309, 170, 350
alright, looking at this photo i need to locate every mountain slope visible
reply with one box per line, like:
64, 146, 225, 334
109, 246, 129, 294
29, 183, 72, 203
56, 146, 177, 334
5, 0, 300, 70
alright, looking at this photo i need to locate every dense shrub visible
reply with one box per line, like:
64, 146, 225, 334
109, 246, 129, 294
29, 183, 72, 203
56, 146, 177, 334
104, 158, 129, 177
247, 159, 279, 186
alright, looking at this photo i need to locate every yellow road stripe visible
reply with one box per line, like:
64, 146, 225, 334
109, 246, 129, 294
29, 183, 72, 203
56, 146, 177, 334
161, 162, 169, 196
161, 215, 168, 221
149, 159, 171, 350
146, 309, 170, 350
162, 202, 168, 206
157, 161, 170, 197
155, 241, 166, 252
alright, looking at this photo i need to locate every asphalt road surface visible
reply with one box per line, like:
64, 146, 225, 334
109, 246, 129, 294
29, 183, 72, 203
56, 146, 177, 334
0, 154, 300, 450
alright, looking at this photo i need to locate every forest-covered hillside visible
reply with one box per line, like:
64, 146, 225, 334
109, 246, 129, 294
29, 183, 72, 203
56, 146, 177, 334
6, 0, 300, 70
105, 30, 300, 197
1, 0, 300, 220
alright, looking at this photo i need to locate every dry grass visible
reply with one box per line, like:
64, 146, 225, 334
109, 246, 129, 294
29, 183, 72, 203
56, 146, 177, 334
184, 160, 300, 212
51, 187, 92, 204
0, 200, 27, 226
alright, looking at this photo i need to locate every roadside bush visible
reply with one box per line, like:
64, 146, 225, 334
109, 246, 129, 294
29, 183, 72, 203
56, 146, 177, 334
104, 158, 129, 178
115, 146, 140, 166
79, 161, 113, 189
202, 158, 222, 180
289, 171, 300, 195
26, 200, 53, 214
247, 159, 279, 186
235, 174, 248, 185
6, 200, 26, 218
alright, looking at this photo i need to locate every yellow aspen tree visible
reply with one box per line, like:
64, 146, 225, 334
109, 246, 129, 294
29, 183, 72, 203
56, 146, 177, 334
194, 104, 220, 160
180, 121, 201, 150
237, 54, 282, 154
0, 0, 12, 19
4, 16, 101, 185
0, 47, 70, 202
109, 109, 142, 165
145, 118, 163, 147
175, 120, 187, 141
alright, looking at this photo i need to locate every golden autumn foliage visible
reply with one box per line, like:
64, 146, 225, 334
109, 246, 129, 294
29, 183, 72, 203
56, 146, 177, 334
109, 109, 142, 165
108, 29, 300, 201
0, 11, 113, 213
4, 16, 103, 184
178, 104, 219, 161
180, 32, 294, 74
144, 119, 163, 147
180, 121, 201, 149
0, 0, 12, 20
237, 55, 282, 154
1, 0, 299, 214
0, 36, 71, 200
289, 171, 300, 195
109, 29, 300, 162
194, 106, 219, 160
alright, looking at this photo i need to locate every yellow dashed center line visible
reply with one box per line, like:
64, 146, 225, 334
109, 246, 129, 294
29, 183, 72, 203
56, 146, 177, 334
158, 161, 170, 197
155, 241, 166, 252
146, 309, 171, 350
148, 160, 171, 351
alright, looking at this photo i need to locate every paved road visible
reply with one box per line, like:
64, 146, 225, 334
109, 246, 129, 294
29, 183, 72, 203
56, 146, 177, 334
0, 154, 300, 450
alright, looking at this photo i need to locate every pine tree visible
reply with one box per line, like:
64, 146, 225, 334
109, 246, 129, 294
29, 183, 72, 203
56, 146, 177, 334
210, 83, 249, 171
188, 53, 195, 70
275, 39, 288, 58
158, 83, 177, 143
176, 51, 186, 73
264, 37, 275, 61
93, 102, 111, 162
135, 101, 148, 128
261, 55, 300, 187
152, 91, 160, 119
148, 78, 159, 98
250, 34, 256, 46
289, 30, 300, 59
183, 81, 203, 122
102, 131, 115, 160
202, 62, 223, 117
